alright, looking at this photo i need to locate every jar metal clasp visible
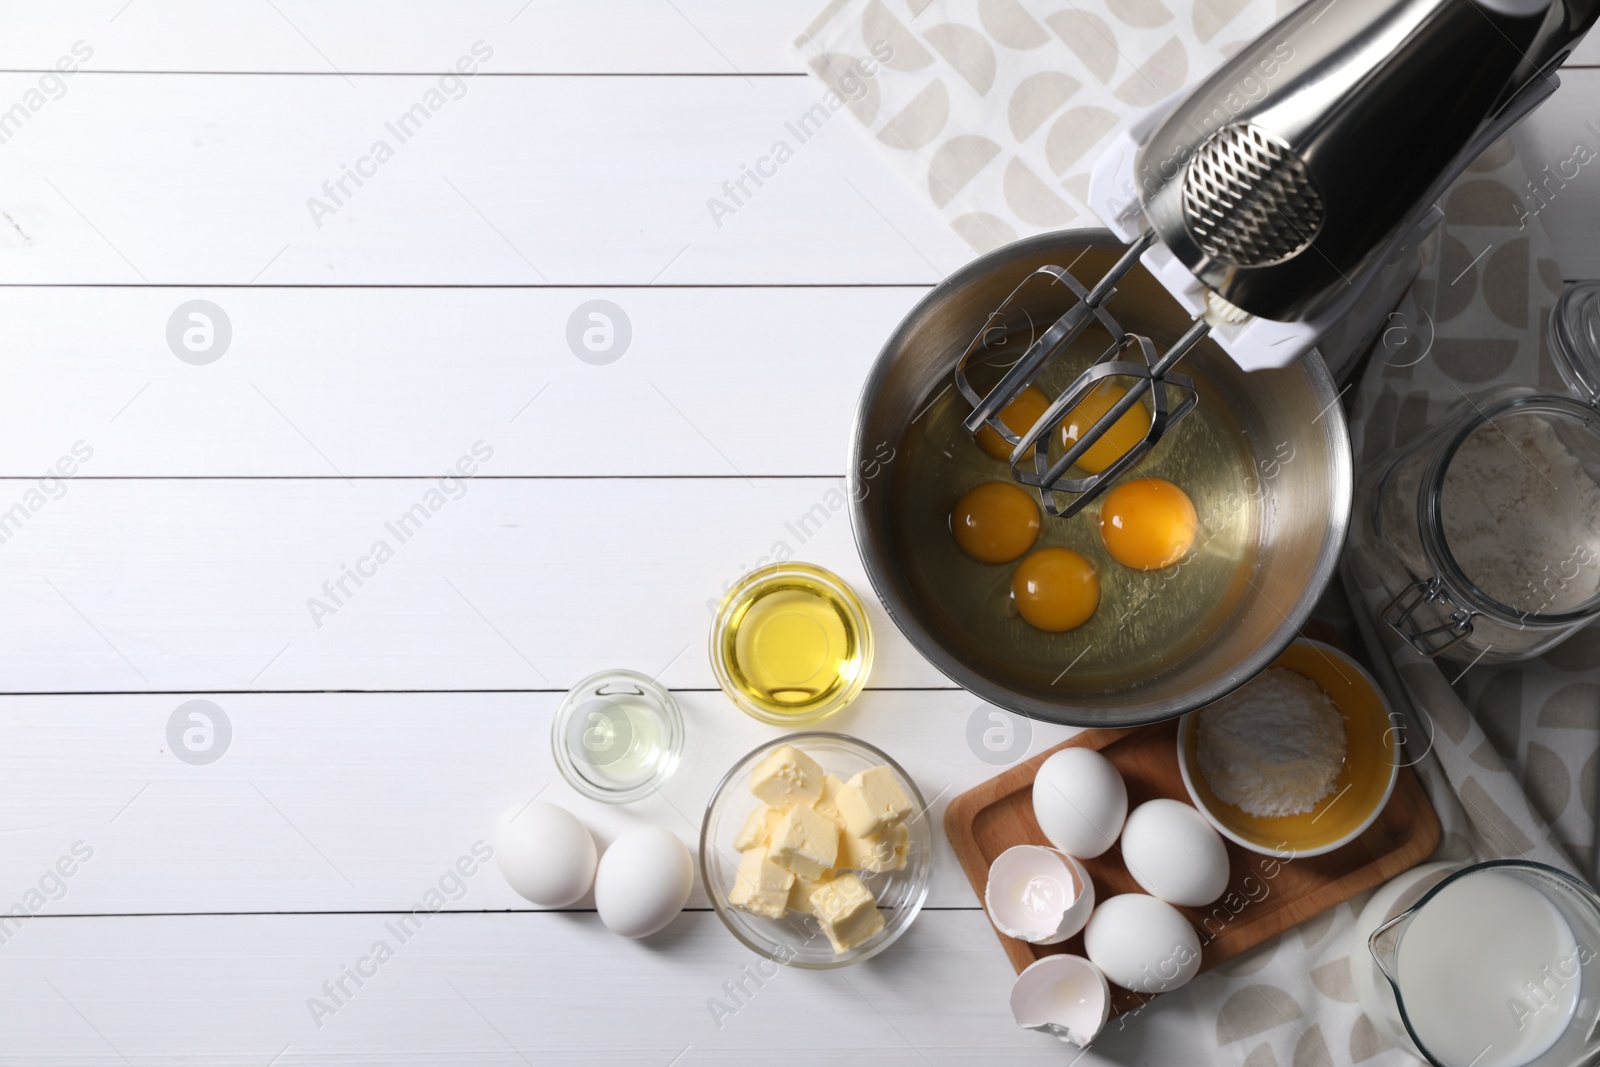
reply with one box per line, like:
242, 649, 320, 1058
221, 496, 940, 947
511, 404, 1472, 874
1383, 578, 1477, 658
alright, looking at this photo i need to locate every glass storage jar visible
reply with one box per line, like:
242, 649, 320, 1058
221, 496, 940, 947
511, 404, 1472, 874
1353, 281, 1600, 663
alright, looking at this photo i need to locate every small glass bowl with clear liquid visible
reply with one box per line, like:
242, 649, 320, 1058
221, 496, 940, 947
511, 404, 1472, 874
709, 562, 874, 725
551, 669, 684, 803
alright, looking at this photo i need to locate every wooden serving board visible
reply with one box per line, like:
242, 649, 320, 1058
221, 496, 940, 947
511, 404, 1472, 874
943, 718, 1441, 1014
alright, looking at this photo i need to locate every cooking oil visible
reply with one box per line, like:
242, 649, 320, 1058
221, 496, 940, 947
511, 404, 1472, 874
712, 563, 873, 724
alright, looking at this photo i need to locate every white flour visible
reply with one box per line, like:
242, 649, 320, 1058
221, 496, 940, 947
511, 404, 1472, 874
1196, 668, 1346, 818
1441, 413, 1600, 614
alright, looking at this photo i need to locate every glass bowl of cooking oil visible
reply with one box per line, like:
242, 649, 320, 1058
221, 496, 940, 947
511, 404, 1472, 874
709, 562, 874, 725
551, 669, 684, 804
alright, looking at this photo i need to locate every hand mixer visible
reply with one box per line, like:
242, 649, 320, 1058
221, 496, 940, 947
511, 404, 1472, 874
959, 0, 1597, 517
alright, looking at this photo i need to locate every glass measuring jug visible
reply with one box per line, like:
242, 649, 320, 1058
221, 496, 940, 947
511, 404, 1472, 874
1367, 861, 1600, 1067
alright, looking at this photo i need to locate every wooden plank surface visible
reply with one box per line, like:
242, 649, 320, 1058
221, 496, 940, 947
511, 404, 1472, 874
0, 0, 820, 74
4, 0, 1596, 72
0, 285, 926, 477
0, 70, 1592, 285
0, 912, 1207, 1066
0, 73, 972, 286
0, 478, 959, 692
0, 690, 1076, 913
4, 0, 1597, 1063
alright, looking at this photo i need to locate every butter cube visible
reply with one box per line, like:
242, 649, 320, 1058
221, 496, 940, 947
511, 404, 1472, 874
728, 847, 793, 920
835, 766, 914, 838
811, 872, 885, 952
734, 805, 779, 852
838, 821, 909, 874
786, 872, 832, 916
749, 745, 825, 810
767, 803, 839, 880
886, 822, 910, 871
814, 773, 847, 827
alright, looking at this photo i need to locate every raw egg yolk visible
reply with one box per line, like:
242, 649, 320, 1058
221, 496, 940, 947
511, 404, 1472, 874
975, 386, 1050, 462
1099, 478, 1198, 570
1059, 382, 1152, 474
1012, 548, 1100, 632
951, 481, 1040, 563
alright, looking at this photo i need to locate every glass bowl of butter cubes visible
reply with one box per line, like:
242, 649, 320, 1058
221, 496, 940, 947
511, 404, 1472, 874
700, 733, 932, 968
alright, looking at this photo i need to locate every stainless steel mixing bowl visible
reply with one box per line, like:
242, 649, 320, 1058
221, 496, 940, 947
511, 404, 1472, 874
848, 230, 1353, 727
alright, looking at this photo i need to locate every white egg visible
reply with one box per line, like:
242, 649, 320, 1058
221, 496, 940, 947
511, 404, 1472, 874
1083, 894, 1202, 994
1031, 748, 1128, 859
594, 827, 694, 939
985, 845, 1095, 945
1009, 954, 1111, 1048
1120, 799, 1231, 907
494, 801, 597, 907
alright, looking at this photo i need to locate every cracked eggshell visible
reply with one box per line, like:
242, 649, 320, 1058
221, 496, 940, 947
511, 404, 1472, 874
1009, 954, 1111, 1048
1031, 747, 1127, 859
1120, 798, 1230, 907
984, 845, 1095, 945
1083, 894, 1202, 994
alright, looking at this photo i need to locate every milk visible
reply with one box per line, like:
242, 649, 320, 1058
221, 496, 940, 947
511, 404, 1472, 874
1396, 869, 1583, 1067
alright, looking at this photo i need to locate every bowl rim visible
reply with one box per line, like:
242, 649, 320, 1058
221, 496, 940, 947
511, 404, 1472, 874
707, 561, 875, 726
1175, 638, 1401, 858
698, 730, 931, 969
846, 227, 1353, 728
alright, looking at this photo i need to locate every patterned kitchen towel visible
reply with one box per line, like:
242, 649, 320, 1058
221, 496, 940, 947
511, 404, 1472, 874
1193, 129, 1592, 1067
796, 4, 1599, 1066
1344, 129, 1594, 882
794, 0, 1296, 253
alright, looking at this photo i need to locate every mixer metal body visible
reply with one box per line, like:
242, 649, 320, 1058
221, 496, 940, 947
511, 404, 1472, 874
961, 0, 1598, 516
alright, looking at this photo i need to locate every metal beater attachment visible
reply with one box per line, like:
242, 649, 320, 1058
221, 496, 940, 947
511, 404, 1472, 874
953, 234, 1209, 518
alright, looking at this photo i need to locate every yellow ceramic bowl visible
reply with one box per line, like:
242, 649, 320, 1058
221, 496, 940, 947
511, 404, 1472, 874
1177, 639, 1399, 858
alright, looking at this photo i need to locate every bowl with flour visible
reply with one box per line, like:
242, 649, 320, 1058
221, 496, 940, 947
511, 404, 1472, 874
1177, 639, 1399, 857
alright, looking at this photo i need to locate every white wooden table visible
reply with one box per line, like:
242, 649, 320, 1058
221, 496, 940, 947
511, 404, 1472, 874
1, 4, 1595, 1063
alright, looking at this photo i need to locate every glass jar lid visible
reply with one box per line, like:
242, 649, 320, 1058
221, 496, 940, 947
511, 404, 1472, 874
1549, 280, 1600, 407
